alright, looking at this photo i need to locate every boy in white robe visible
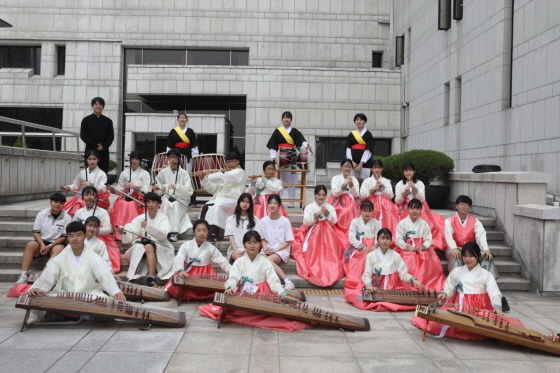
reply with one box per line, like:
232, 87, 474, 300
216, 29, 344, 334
200, 151, 246, 242
118, 192, 174, 286
154, 148, 193, 242
26, 222, 125, 324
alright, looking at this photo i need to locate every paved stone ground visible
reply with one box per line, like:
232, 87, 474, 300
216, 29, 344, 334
1, 283, 559, 373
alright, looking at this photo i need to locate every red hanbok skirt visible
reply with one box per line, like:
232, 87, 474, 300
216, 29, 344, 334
342, 238, 375, 288
198, 281, 315, 331
344, 272, 416, 312
412, 293, 524, 340
110, 197, 143, 241
7, 284, 31, 297
328, 194, 359, 230
165, 264, 218, 301
397, 199, 446, 251
394, 238, 446, 291
253, 194, 288, 219
291, 220, 346, 287
365, 195, 400, 246
97, 234, 121, 273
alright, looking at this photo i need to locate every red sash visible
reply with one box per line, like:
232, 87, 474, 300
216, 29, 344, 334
175, 142, 189, 148
351, 144, 366, 150
450, 214, 476, 248
278, 143, 294, 149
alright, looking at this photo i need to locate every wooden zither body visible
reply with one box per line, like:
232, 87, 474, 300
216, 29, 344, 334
16, 292, 186, 329
415, 304, 560, 356
26, 274, 169, 302
171, 274, 306, 304
362, 289, 440, 306
213, 292, 370, 331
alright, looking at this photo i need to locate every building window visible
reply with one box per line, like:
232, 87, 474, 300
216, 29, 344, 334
444, 82, 450, 126
395, 36, 404, 67
187, 49, 249, 66
438, 0, 452, 30
0, 107, 63, 150
453, 0, 463, 20
0, 46, 41, 75
372, 139, 392, 158
57, 46, 66, 76
143, 49, 186, 65
454, 77, 462, 123
372, 51, 383, 68
316, 137, 347, 169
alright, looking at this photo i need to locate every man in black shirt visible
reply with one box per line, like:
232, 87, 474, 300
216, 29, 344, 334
80, 97, 114, 173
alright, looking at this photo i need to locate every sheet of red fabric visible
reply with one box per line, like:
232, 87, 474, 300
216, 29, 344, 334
63, 195, 85, 217
198, 281, 315, 331
110, 197, 143, 241
291, 220, 346, 287
327, 193, 359, 230
97, 234, 121, 273
411, 293, 524, 340
165, 264, 218, 301
397, 199, 446, 251
394, 237, 446, 291
364, 195, 399, 246
344, 272, 416, 312
253, 195, 289, 219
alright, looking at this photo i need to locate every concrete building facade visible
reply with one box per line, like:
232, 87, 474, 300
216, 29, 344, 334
0, 0, 401, 177
392, 0, 560, 194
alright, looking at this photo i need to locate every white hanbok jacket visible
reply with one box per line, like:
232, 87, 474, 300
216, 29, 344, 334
156, 166, 194, 233
348, 217, 381, 249
122, 212, 174, 280
443, 264, 502, 310
396, 216, 433, 251
224, 254, 285, 296
362, 249, 415, 289
201, 168, 246, 229
359, 176, 393, 200
173, 239, 231, 274
74, 206, 112, 236
331, 174, 359, 198
116, 166, 151, 194
66, 166, 107, 193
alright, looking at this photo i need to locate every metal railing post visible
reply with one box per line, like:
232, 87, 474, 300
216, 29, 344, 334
52, 131, 56, 151
21, 125, 26, 149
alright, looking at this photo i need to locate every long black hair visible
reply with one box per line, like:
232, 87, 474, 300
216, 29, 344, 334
462, 241, 482, 260
401, 162, 418, 184
234, 193, 256, 229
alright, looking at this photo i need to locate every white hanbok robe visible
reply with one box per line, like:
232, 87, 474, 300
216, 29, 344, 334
28, 245, 121, 324
121, 212, 174, 280
443, 264, 502, 310
362, 249, 415, 289
85, 236, 112, 272
66, 166, 107, 193
396, 217, 433, 251
246, 176, 282, 197
394, 179, 425, 204
172, 239, 231, 274
156, 166, 193, 234
331, 174, 359, 199
359, 176, 393, 200
348, 217, 381, 249
201, 168, 246, 229
302, 201, 338, 227
224, 254, 285, 296
73, 206, 112, 236
224, 215, 261, 260
115, 166, 151, 194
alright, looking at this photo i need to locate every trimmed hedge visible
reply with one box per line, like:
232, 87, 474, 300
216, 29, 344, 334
379, 149, 454, 185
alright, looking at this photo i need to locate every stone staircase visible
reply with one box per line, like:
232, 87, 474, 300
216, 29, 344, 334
0, 204, 531, 291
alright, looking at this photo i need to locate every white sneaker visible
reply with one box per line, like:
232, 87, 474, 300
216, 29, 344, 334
15, 274, 29, 285
283, 280, 295, 290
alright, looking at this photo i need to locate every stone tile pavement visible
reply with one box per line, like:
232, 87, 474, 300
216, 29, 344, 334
0, 282, 559, 373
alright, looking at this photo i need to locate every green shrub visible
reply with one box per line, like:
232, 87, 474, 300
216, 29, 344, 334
380, 149, 454, 185
108, 160, 118, 172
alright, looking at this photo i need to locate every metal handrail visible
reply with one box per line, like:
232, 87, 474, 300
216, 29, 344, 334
0, 115, 80, 153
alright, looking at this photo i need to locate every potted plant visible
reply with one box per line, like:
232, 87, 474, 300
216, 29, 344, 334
107, 160, 118, 185
380, 149, 454, 209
